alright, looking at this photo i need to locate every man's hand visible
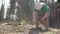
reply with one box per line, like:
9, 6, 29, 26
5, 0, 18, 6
40, 19, 44, 22
40, 13, 48, 22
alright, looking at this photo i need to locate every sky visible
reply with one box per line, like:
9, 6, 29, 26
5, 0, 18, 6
0, 0, 10, 9
0, 0, 57, 18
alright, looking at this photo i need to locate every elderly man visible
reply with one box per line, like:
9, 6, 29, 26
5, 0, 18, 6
33, 2, 50, 31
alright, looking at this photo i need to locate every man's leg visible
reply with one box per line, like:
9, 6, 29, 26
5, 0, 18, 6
46, 20, 49, 30
35, 14, 42, 29
45, 18, 49, 30
36, 20, 40, 29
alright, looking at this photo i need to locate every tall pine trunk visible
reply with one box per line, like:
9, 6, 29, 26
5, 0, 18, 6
6, 0, 16, 21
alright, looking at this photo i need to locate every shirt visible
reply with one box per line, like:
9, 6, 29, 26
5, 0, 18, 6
34, 3, 50, 16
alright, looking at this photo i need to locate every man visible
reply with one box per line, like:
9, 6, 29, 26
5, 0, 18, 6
33, 2, 50, 30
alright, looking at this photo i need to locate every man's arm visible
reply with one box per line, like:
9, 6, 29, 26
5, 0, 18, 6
40, 3, 50, 21
40, 12, 49, 21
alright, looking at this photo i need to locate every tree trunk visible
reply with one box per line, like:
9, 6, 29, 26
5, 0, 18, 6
7, 0, 16, 21
17, 0, 34, 22
0, 4, 4, 22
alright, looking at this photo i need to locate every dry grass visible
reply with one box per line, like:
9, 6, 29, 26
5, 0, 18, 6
0, 22, 60, 34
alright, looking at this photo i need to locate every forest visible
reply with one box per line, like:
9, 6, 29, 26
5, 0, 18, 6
0, 0, 60, 34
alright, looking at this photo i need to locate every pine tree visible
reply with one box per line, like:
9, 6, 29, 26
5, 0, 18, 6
0, 4, 4, 21
7, 0, 16, 21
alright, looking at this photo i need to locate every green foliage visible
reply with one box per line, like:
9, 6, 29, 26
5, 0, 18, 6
55, 2, 60, 11
18, 19, 26, 29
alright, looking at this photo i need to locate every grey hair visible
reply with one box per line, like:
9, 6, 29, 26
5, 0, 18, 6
34, 2, 42, 9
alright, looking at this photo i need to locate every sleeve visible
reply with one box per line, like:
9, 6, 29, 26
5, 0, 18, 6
42, 4, 50, 13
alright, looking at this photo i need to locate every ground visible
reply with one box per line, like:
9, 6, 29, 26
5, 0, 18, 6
0, 22, 60, 34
